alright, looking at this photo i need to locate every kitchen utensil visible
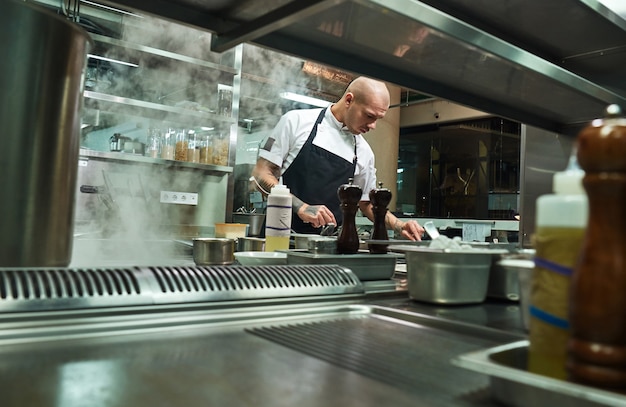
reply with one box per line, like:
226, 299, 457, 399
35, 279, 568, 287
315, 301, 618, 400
423, 221, 440, 240
0, 0, 92, 267
320, 223, 336, 236
192, 238, 235, 265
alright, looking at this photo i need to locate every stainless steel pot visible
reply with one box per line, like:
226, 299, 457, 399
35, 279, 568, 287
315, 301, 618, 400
193, 238, 235, 265
232, 213, 265, 237
0, 0, 92, 267
236, 237, 265, 252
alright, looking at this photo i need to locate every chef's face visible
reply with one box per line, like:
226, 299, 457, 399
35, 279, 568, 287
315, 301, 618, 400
344, 93, 388, 135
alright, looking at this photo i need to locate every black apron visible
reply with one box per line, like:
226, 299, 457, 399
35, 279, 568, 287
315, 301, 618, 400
282, 108, 357, 234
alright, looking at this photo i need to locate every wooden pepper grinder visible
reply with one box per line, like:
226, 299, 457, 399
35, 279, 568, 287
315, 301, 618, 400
568, 104, 626, 392
368, 182, 392, 254
336, 178, 361, 254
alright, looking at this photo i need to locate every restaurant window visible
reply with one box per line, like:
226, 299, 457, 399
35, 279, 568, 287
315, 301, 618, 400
397, 117, 520, 220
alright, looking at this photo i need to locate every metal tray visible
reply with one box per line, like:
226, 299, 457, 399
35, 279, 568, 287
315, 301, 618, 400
286, 251, 398, 281
452, 340, 626, 407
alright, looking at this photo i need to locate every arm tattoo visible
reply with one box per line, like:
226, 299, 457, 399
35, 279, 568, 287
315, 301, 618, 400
292, 196, 305, 213
304, 206, 320, 216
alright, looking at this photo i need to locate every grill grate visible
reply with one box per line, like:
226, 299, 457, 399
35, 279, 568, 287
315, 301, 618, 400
0, 265, 363, 312
0, 268, 141, 299
148, 264, 361, 293
248, 317, 492, 402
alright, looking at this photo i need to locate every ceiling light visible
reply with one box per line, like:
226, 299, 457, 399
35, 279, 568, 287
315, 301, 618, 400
279, 92, 331, 108
81, 0, 144, 17
88, 54, 138, 68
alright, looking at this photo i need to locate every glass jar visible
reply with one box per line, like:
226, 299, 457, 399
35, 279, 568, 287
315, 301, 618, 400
217, 84, 232, 117
174, 128, 188, 161
213, 132, 229, 166
186, 130, 200, 163
146, 128, 162, 158
161, 128, 175, 160
199, 132, 213, 164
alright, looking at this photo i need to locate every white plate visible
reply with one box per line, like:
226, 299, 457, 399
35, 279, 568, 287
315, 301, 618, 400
234, 251, 287, 266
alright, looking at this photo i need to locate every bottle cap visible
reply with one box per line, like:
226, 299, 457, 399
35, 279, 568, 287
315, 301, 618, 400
270, 184, 290, 195
553, 150, 585, 195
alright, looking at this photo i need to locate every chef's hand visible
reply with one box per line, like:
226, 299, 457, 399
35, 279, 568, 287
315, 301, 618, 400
397, 219, 425, 241
297, 204, 337, 229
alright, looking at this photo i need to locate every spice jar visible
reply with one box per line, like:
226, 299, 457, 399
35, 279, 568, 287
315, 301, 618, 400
199, 132, 213, 164
146, 128, 162, 158
186, 130, 200, 163
174, 128, 188, 161
213, 132, 229, 166
161, 128, 175, 160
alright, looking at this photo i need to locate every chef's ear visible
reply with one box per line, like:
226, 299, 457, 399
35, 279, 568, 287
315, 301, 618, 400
345, 92, 355, 106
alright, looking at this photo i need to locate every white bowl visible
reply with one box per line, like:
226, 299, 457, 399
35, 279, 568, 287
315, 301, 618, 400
234, 251, 287, 266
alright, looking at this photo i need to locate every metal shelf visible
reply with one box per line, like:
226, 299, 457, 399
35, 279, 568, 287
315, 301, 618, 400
79, 148, 233, 174
84, 91, 236, 128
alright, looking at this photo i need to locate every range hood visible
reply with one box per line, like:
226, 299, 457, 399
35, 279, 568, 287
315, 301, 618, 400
93, 0, 626, 134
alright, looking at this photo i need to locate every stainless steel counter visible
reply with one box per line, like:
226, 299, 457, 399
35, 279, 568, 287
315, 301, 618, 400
0, 267, 526, 407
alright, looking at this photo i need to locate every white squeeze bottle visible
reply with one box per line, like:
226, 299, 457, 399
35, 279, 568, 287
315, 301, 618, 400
264, 184, 292, 252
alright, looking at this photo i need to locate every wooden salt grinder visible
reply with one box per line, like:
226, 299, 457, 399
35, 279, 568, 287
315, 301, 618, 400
336, 178, 361, 254
568, 104, 626, 392
368, 182, 392, 254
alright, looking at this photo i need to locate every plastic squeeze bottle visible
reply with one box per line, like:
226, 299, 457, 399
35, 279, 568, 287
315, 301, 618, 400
264, 184, 292, 252
528, 150, 588, 380
568, 104, 626, 391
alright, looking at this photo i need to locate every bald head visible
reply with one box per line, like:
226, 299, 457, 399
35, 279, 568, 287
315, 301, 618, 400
345, 77, 390, 108
331, 76, 390, 134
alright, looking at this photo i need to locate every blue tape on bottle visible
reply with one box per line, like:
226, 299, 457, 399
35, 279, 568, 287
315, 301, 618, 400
529, 305, 569, 329
534, 257, 573, 277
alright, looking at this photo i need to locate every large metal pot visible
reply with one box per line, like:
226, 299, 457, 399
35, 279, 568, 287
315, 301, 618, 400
0, 0, 92, 266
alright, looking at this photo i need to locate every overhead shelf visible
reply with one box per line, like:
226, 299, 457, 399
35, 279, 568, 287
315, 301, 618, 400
79, 148, 233, 174
84, 91, 236, 127
103, 0, 626, 135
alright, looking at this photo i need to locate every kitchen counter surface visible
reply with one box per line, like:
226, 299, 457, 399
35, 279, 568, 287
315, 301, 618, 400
0, 262, 528, 407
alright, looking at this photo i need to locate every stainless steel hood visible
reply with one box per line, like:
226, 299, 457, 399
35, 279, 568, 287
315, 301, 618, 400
95, 0, 626, 134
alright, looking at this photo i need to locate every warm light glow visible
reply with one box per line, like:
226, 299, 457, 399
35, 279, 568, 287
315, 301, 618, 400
279, 92, 331, 108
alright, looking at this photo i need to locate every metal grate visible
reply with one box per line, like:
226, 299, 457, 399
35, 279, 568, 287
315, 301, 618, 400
148, 264, 361, 293
0, 265, 364, 312
0, 268, 141, 299
248, 317, 493, 403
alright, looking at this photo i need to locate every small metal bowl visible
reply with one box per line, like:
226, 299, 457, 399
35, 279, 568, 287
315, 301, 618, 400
192, 238, 235, 265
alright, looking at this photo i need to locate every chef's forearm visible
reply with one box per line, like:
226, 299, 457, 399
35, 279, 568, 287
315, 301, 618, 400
385, 212, 404, 234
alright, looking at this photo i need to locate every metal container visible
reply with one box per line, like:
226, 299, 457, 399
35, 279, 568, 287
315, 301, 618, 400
291, 233, 319, 249
0, 0, 92, 267
232, 213, 265, 237
488, 256, 535, 301
236, 237, 265, 252
401, 246, 501, 304
192, 238, 235, 265
454, 340, 626, 407
307, 237, 337, 254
